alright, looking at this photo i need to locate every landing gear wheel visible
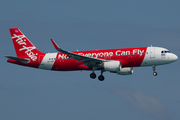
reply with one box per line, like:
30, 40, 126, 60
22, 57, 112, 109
152, 65, 157, 76
98, 75, 105, 81
153, 72, 157, 76
90, 73, 96, 79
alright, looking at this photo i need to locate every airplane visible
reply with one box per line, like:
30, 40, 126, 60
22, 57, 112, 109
5, 28, 178, 81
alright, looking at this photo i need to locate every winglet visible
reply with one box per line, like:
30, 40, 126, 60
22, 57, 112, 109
50, 39, 60, 50
50, 39, 69, 54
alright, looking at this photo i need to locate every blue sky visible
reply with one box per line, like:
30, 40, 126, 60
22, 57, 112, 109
0, 0, 180, 120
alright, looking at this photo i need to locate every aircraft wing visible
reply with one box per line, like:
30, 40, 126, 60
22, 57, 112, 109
50, 39, 107, 67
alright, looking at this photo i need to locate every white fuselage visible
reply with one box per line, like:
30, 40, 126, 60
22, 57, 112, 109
141, 47, 178, 66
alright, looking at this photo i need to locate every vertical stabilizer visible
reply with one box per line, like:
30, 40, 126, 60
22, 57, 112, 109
9, 28, 43, 61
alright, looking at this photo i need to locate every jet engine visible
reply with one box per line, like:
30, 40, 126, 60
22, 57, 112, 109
117, 67, 133, 75
103, 61, 121, 72
103, 61, 133, 75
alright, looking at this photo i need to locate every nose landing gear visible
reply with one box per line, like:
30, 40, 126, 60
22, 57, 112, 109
153, 72, 157, 76
152, 65, 157, 76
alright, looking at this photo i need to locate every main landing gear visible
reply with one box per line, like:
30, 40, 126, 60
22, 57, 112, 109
152, 65, 157, 76
98, 70, 105, 81
90, 70, 105, 81
90, 72, 96, 79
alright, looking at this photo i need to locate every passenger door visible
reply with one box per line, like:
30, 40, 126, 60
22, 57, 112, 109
150, 48, 155, 58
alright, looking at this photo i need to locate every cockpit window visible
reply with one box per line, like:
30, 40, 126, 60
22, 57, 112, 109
161, 51, 170, 53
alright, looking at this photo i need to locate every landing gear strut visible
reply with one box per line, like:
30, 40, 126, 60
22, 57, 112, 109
90, 66, 97, 79
98, 70, 105, 81
152, 65, 157, 76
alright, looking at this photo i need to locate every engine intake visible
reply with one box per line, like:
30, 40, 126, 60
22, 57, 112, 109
103, 61, 121, 72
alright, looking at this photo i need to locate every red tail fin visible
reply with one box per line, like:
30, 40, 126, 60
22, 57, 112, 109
9, 28, 43, 61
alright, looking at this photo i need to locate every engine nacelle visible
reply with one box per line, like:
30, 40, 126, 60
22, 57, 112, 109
117, 67, 133, 75
103, 61, 121, 72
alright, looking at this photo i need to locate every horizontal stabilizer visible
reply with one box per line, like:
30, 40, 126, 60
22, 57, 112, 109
5, 56, 30, 63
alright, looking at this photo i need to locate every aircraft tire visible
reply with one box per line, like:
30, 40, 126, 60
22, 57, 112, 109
98, 75, 105, 81
153, 72, 157, 76
90, 73, 96, 79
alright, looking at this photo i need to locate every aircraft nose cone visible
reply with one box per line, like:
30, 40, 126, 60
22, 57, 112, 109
172, 54, 178, 61
175, 54, 178, 60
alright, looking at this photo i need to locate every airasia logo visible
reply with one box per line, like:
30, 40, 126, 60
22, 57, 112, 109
12, 34, 37, 61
